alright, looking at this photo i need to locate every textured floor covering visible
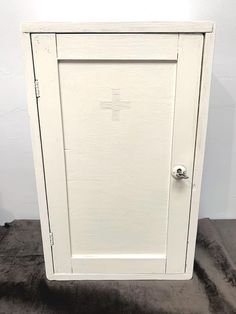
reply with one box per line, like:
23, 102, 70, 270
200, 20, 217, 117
0, 219, 236, 314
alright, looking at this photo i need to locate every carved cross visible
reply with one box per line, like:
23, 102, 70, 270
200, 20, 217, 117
100, 89, 130, 121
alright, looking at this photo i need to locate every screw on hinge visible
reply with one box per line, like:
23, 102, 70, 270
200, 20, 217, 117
49, 232, 54, 246
35, 79, 40, 98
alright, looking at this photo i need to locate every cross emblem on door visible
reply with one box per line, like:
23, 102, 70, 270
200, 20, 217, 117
100, 89, 130, 121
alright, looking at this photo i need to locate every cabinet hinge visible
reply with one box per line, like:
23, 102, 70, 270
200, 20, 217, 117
49, 232, 54, 246
34, 79, 40, 98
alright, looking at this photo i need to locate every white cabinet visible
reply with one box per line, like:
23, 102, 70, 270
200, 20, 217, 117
22, 22, 215, 280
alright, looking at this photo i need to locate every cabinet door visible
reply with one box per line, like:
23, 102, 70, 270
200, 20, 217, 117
32, 33, 203, 277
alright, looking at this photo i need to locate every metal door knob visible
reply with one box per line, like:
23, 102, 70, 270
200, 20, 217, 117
172, 165, 189, 180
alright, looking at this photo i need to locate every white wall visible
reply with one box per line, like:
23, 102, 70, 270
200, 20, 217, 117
0, 0, 236, 224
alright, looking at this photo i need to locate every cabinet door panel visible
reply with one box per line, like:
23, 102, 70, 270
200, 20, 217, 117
32, 33, 203, 276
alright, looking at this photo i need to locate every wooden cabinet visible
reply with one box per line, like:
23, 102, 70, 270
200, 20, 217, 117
22, 22, 215, 280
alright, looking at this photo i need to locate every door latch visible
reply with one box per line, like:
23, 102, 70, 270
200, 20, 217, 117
172, 165, 189, 180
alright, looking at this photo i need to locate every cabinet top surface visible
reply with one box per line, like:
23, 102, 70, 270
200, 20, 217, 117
22, 21, 214, 33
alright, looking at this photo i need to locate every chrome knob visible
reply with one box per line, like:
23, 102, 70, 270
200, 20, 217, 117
172, 165, 189, 180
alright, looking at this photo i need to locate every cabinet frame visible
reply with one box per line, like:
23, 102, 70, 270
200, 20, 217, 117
22, 22, 215, 280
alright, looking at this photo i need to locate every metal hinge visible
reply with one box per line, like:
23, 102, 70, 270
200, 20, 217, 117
49, 232, 54, 246
34, 79, 40, 98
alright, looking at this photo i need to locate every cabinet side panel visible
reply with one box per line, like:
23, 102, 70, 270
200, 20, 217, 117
186, 31, 215, 275
21, 33, 54, 278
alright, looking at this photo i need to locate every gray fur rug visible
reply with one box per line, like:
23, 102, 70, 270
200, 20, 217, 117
0, 219, 236, 314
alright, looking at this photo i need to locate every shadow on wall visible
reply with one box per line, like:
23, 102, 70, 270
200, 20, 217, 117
0, 201, 15, 226
200, 74, 236, 218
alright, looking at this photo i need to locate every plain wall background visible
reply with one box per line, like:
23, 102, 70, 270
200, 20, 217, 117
0, 0, 236, 225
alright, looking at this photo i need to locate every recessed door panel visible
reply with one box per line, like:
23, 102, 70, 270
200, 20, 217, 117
59, 61, 176, 257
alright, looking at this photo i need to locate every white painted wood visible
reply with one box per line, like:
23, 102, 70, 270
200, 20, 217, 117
46, 272, 193, 281
23, 22, 215, 280
186, 31, 215, 276
72, 254, 166, 274
57, 34, 178, 60
166, 34, 204, 273
31, 34, 72, 273
21, 33, 54, 278
21, 21, 214, 33
59, 59, 176, 274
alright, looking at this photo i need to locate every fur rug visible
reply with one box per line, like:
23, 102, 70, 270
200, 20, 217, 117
0, 219, 235, 314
